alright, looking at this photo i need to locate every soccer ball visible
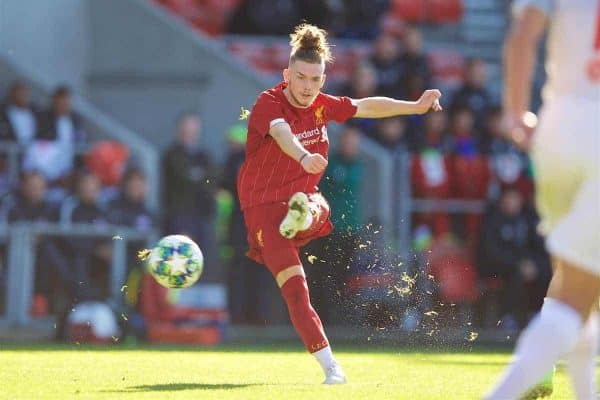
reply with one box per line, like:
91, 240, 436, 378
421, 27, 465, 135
146, 235, 204, 289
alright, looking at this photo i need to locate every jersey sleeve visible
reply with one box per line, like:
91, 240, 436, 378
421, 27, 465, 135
512, 0, 555, 17
248, 93, 286, 138
323, 94, 358, 123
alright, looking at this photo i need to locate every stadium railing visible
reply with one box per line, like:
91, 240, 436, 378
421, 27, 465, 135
0, 222, 158, 327
0, 141, 20, 194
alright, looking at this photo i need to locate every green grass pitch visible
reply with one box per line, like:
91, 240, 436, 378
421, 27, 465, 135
0, 343, 593, 399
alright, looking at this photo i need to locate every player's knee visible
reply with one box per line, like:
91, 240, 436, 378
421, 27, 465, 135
275, 265, 305, 288
280, 275, 310, 307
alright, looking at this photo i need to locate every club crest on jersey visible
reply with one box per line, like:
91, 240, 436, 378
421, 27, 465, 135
256, 229, 264, 248
314, 105, 326, 125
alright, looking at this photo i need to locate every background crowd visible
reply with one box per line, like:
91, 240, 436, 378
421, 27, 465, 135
0, 0, 551, 341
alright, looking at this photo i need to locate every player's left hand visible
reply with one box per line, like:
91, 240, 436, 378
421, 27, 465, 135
502, 111, 537, 151
416, 89, 443, 114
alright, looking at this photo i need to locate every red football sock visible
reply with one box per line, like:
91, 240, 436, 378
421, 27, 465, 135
280, 275, 329, 353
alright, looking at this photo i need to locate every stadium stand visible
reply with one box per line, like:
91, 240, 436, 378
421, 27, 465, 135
0, 0, 548, 344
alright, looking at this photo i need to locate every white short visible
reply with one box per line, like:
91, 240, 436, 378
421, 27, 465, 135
532, 98, 600, 276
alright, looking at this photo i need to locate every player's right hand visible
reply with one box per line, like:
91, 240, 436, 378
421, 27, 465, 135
300, 153, 328, 174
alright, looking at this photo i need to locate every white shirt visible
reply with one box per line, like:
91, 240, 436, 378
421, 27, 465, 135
57, 115, 75, 145
513, 0, 600, 102
6, 105, 36, 146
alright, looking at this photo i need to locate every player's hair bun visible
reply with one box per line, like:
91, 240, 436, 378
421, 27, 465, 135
289, 23, 332, 63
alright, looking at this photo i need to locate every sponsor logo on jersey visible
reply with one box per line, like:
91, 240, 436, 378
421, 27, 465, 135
256, 229, 264, 248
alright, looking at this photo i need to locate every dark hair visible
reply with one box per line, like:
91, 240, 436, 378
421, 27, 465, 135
121, 167, 145, 186
175, 111, 200, 129
453, 106, 474, 117
53, 85, 71, 99
289, 23, 332, 65
20, 169, 45, 182
8, 80, 28, 96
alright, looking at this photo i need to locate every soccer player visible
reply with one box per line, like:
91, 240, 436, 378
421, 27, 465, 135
237, 23, 442, 384
486, 1, 599, 399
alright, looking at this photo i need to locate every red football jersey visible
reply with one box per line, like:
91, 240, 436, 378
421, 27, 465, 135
237, 82, 357, 211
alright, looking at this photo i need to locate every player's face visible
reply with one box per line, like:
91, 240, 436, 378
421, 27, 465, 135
284, 60, 326, 107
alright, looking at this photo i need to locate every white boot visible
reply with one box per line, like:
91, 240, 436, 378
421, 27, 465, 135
323, 364, 347, 385
279, 192, 310, 239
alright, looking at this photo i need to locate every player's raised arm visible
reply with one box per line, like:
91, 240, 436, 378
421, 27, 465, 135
352, 89, 442, 118
269, 122, 327, 174
503, 5, 548, 121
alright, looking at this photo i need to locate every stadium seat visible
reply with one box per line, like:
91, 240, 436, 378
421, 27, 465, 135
146, 323, 221, 345
84, 141, 130, 187
427, 0, 463, 23
68, 323, 113, 344
379, 12, 407, 38
345, 274, 398, 296
158, 0, 204, 20
139, 274, 226, 345
155, 0, 242, 36
411, 153, 453, 236
451, 155, 491, 249
327, 45, 354, 83
426, 237, 479, 303
428, 49, 465, 89
391, 0, 427, 22
227, 40, 268, 74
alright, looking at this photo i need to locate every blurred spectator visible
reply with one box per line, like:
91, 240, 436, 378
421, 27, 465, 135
228, 0, 302, 35
340, 62, 379, 99
336, 0, 390, 40
339, 62, 379, 136
296, 0, 334, 31
399, 28, 432, 131
106, 167, 156, 338
398, 27, 431, 96
4, 171, 74, 316
450, 58, 492, 129
308, 126, 365, 324
6, 171, 54, 223
477, 188, 551, 329
341, 215, 405, 329
372, 116, 408, 152
449, 107, 491, 248
221, 124, 271, 324
38, 85, 85, 143
484, 107, 533, 202
162, 113, 218, 280
24, 86, 85, 183
413, 109, 451, 153
322, 125, 364, 231
0, 80, 38, 147
60, 170, 111, 301
107, 168, 154, 232
370, 33, 403, 97
411, 112, 453, 236
85, 141, 130, 187
449, 107, 481, 156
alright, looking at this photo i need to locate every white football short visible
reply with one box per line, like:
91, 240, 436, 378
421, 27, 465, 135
531, 97, 600, 276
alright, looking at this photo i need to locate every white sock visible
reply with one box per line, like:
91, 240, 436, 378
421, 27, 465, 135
301, 210, 313, 230
486, 298, 583, 400
312, 346, 337, 373
567, 310, 599, 400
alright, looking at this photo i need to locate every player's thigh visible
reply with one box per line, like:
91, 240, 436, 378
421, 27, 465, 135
531, 143, 584, 234
544, 176, 599, 276
547, 258, 600, 320
258, 203, 305, 285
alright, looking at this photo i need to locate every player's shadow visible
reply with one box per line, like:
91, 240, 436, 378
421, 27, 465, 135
106, 383, 260, 393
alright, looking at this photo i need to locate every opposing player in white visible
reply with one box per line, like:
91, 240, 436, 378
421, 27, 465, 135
486, 0, 600, 399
